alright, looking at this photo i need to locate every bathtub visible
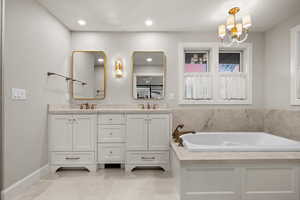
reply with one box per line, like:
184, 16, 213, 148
181, 132, 300, 152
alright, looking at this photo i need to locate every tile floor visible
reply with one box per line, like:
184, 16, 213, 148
13, 168, 178, 200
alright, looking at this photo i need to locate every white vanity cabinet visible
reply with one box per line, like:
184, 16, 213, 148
97, 114, 126, 166
49, 114, 97, 172
126, 114, 170, 171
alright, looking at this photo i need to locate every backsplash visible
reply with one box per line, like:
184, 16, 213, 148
172, 108, 264, 132
173, 108, 300, 141
264, 109, 300, 141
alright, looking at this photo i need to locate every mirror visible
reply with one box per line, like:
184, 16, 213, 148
132, 51, 166, 100
72, 51, 106, 100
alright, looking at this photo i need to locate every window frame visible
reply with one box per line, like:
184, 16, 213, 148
218, 50, 243, 73
290, 24, 300, 105
178, 42, 252, 105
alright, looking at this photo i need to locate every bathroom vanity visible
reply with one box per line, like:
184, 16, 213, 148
48, 105, 172, 172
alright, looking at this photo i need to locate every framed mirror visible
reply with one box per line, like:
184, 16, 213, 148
71, 50, 106, 100
132, 51, 166, 100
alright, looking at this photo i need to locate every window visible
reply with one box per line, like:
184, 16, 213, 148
184, 50, 209, 73
219, 51, 242, 72
179, 42, 252, 105
182, 48, 212, 101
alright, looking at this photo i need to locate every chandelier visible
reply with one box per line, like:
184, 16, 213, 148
218, 7, 252, 46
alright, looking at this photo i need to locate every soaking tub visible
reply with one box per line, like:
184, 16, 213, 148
181, 132, 300, 152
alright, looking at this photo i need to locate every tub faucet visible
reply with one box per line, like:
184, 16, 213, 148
172, 124, 196, 146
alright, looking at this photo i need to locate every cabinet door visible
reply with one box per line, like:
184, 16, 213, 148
148, 114, 170, 151
49, 115, 73, 151
73, 115, 96, 152
126, 114, 148, 151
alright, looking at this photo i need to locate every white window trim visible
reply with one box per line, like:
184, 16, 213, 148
178, 42, 218, 104
290, 24, 300, 105
178, 42, 253, 105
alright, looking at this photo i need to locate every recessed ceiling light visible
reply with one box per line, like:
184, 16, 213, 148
146, 58, 153, 62
98, 58, 104, 63
77, 19, 87, 26
145, 19, 153, 26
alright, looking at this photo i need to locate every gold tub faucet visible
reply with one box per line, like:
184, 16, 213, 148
172, 124, 196, 146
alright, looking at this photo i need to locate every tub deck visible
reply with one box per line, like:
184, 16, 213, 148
171, 142, 300, 161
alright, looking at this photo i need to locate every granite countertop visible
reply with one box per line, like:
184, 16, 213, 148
171, 142, 300, 161
48, 104, 172, 114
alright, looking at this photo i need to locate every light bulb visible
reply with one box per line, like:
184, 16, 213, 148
237, 23, 243, 36
226, 15, 235, 30
77, 19, 87, 26
218, 24, 226, 38
145, 19, 153, 26
146, 58, 153, 62
243, 15, 252, 29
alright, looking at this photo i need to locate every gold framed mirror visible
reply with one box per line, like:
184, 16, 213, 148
132, 51, 166, 100
71, 50, 106, 100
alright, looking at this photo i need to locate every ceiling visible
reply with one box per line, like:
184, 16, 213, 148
38, 0, 300, 32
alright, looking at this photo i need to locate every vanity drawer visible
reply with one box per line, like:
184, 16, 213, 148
98, 125, 125, 143
99, 114, 125, 125
98, 143, 125, 163
51, 152, 95, 165
126, 151, 169, 164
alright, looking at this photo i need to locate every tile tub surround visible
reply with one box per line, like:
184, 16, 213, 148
264, 109, 300, 141
172, 108, 264, 132
172, 108, 300, 142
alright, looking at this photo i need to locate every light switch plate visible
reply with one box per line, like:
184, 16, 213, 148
12, 88, 26, 100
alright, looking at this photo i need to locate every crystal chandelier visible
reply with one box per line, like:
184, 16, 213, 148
218, 7, 252, 46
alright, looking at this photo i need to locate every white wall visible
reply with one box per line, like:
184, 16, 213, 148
71, 31, 265, 107
264, 13, 300, 109
0, 0, 3, 191
3, 0, 71, 189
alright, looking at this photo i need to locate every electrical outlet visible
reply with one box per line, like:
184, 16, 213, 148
12, 88, 27, 100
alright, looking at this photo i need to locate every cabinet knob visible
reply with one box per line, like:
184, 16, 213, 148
110, 151, 113, 154
109, 132, 113, 135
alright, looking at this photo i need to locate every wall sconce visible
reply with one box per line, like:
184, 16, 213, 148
114, 58, 124, 78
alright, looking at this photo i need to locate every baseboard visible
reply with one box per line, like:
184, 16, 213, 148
1, 164, 49, 200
